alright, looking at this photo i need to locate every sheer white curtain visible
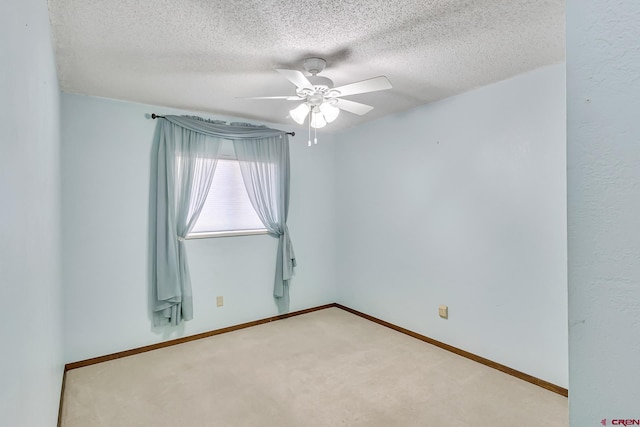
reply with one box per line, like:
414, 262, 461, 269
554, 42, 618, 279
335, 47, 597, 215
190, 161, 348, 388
153, 120, 221, 326
233, 136, 296, 310
152, 115, 294, 325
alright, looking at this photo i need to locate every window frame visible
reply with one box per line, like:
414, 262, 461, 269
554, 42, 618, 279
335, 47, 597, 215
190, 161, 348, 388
186, 229, 269, 240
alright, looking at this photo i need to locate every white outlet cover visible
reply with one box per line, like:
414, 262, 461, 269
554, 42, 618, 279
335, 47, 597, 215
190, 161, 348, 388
439, 305, 448, 319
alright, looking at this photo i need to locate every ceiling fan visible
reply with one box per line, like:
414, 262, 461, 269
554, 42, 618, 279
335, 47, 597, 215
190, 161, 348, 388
245, 58, 392, 142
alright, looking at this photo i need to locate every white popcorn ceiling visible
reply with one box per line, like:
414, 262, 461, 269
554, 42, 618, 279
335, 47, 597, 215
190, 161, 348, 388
47, 0, 565, 132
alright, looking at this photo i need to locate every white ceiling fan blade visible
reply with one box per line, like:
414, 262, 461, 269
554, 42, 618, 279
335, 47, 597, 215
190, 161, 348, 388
276, 69, 313, 90
332, 76, 392, 97
240, 95, 302, 100
334, 98, 374, 115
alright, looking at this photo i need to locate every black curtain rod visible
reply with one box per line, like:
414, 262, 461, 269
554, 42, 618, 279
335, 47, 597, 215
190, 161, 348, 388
151, 113, 295, 137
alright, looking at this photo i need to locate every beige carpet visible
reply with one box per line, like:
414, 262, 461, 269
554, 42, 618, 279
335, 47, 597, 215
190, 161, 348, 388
60, 308, 568, 426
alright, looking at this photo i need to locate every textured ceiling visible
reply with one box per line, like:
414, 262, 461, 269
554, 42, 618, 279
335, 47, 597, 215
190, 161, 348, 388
47, 0, 565, 132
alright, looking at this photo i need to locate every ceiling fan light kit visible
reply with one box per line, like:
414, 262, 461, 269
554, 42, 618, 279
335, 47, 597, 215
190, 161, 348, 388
319, 101, 340, 123
245, 57, 392, 146
310, 110, 327, 129
290, 103, 310, 125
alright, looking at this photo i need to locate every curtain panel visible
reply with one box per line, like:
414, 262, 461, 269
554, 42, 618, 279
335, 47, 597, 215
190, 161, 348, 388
152, 115, 295, 326
234, 138, 296, 310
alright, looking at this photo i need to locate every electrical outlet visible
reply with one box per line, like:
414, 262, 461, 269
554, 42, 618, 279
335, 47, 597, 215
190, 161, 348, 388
439, 305, 448, 319
216, 296, 224, 307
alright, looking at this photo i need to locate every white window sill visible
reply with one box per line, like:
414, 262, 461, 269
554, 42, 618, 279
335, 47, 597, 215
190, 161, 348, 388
186, 229, 269, 239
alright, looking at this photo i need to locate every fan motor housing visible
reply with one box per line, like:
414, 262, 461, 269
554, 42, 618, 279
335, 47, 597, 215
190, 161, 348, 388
308, 75, 334, 89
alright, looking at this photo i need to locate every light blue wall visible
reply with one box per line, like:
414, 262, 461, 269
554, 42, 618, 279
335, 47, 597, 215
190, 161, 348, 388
334, 64, 568, 387
0, 0, 64, 425
567, 1, 640, 424
61, 94, 337, 362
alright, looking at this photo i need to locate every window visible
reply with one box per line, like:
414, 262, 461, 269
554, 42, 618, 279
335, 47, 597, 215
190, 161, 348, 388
187, 141, 267, 238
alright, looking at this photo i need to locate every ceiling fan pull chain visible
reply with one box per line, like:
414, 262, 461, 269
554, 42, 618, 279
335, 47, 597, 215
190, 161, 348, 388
308, 110, 312, 147
314, 126, 318, 144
